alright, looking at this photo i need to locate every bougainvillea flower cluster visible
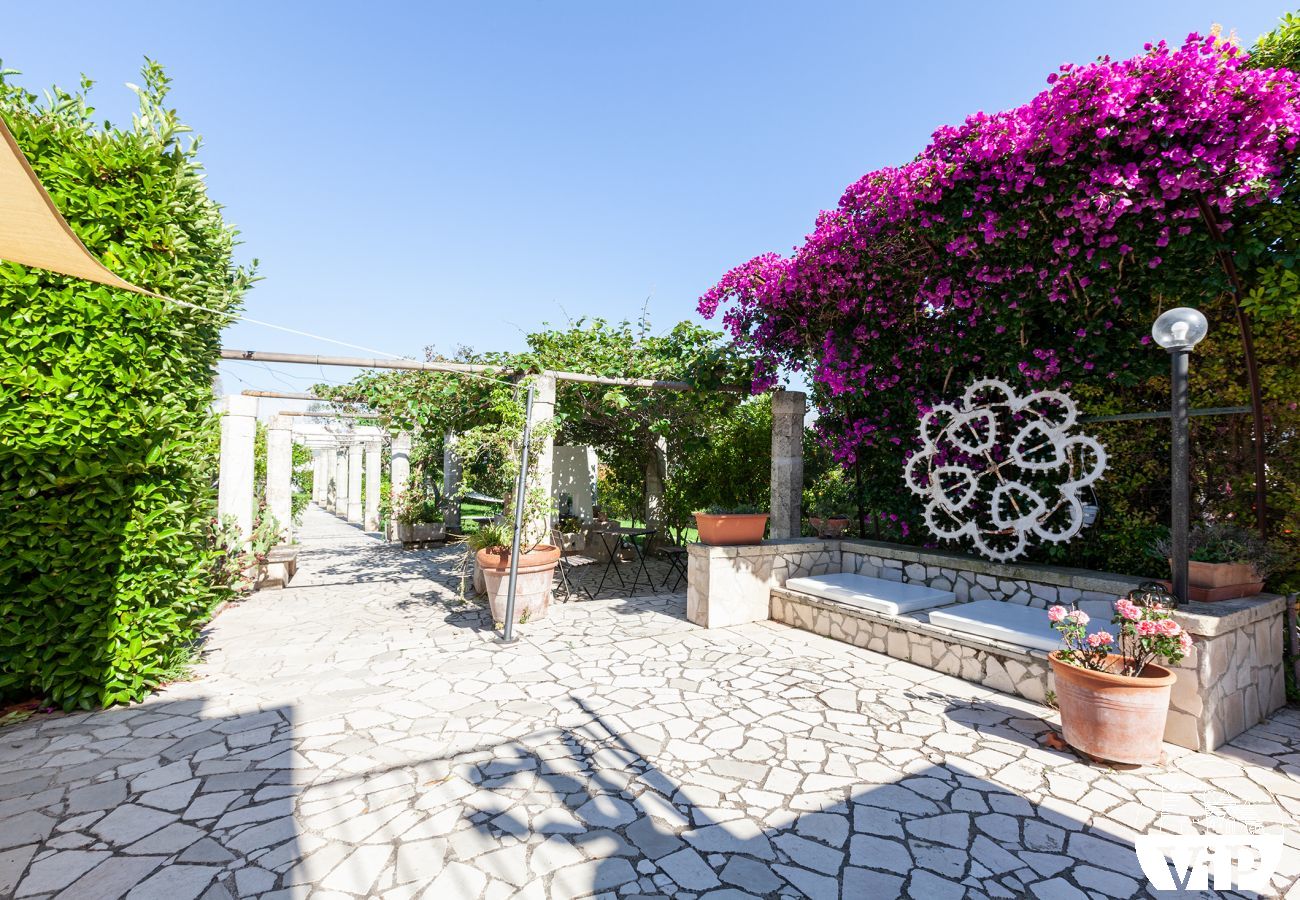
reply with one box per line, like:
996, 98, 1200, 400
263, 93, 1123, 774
699, 35, 1300, 469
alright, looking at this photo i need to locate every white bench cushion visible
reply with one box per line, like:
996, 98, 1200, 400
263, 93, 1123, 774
784, 572, 955, 616
928, 600, 1061, 653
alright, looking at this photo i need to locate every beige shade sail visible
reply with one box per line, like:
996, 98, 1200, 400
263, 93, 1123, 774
0, 112, 148, 295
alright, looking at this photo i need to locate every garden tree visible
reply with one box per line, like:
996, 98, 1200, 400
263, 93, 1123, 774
660, 395, 773, 543
701, 29, 1300, 583
316, 346, 507, 504
527, 318, 754, 539
317, 318, 758, 541
0, 62, 254, 708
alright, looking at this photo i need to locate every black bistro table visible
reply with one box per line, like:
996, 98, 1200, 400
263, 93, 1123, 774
590, 526, 657, 597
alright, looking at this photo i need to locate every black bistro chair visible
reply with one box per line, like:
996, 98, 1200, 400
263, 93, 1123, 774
659, 545, 688, 592
552, 528, 598, 601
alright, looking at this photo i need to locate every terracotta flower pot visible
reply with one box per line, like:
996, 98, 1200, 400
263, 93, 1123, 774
694, 513, 769, 546
810, 516, 851, 538
1165, 559, 1264, 602
477, 545, 561, 624
1049, 652, 1176, 765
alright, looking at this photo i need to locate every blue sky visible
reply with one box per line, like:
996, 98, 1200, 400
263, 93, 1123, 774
5, 1, 1289, 399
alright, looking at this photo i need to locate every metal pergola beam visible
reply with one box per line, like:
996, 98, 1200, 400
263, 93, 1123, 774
220, 349, 743, 392
241, 390, 325, 401
1079, 406, 1250, 424
276, 410, 382, 419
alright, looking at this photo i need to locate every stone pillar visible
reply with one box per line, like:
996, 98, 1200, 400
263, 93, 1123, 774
334, 444, 350, 517
347, 442, 364, 524
314, 449, 329, 503
364, 440, 382, 532
442, 430, 461, 529
310, 450, 323, 502
552, 446, 598, 520
265, 416, 294, 542
527, 374, 556, 542
769, 390, 807, 540
391, 431, 412, 540
217, 395, 258, 544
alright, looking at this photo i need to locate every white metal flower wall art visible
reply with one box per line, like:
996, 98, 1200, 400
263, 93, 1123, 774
904, 379, 1108, 562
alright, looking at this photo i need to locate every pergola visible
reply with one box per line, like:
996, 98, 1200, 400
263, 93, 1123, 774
214, 355, 808, 553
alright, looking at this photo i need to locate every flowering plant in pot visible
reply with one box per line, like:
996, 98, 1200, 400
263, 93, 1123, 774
1150, 524, 1282, 601
694, 505, 769, 545
803, 468, 853, 537
392, 486, 446, 543
454, 383, 561, 625
1047, 584, 1191, 765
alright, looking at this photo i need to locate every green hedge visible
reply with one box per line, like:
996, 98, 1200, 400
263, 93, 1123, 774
0, 62, 253, 709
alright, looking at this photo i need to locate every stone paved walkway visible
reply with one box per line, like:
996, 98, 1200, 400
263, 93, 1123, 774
2, 505, 1299, 899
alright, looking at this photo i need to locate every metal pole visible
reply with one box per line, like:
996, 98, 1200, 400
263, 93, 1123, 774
1170, 350, 1191, 605
500, 384, 535, 644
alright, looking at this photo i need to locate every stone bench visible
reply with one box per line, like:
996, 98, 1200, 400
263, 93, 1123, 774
255, 545, 299, 590
771, 584, 1058, 703
785, 572, 953, 615
927, 599, 1062, 653
688, 537, 1287, 751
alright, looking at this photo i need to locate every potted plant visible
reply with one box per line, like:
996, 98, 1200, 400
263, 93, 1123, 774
1151, 523, 1280, 601
1047, 585, 1191, 765
694, 505, 769, 545
466, 523, 505, 596
803, 468, 854, 537
808, 499, 851, 539
453, 383, 562, 626
393, 487, 446, 543
471, 488, 561, 625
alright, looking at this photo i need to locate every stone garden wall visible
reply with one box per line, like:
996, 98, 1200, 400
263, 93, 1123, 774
688, 537, 1287, 752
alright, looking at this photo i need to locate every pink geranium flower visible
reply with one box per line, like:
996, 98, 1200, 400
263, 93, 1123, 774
1047, 605, 1068, 623
1086, 631, 1114, 649
1115, 598, 1142, 621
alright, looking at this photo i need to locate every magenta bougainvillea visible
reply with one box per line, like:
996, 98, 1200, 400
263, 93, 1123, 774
699, 36, 1300, 477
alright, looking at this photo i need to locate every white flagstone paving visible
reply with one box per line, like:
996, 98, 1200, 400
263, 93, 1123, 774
1, 504, 1298, 899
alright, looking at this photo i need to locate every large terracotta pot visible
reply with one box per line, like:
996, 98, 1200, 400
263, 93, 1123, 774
477, 545, 561, 624
810, 516, 851, 538
694, 513, 769, 546
1162, 559, 1264, 602
1049, 652, 1175, 765
1185, 560, 1263, 601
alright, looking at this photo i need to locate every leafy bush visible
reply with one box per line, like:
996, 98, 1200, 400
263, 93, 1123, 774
468, 523, 509, 552
0, 62, 253, 709
1151, 523, 1288, 579
393, 486, 444, 525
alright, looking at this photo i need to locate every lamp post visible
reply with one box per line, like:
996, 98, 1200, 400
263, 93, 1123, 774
1151, 308, 1209, 605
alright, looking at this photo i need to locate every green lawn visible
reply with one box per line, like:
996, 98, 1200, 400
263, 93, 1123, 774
455, 507, 699, 544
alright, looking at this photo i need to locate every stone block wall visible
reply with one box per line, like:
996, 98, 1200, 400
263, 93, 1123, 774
840, 539, 1141, 609
771, 588, 1055, 705
689, 537, 1287, 752
686, 540, 839, 629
